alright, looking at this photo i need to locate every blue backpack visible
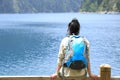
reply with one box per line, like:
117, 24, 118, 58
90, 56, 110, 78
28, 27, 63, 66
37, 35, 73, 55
63, 35, 88, 70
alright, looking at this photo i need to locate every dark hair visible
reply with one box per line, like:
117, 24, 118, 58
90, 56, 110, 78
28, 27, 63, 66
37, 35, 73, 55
68, 18, 80, 35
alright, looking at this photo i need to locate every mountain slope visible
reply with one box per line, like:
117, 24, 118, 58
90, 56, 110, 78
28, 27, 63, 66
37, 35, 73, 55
0, 0, 82, 13
80, 0, 120, 12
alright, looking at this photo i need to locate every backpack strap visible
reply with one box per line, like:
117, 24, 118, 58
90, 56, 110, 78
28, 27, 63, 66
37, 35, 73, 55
82, 37, 89, 56
82, 37, 89, 67
61, 35, 73, 79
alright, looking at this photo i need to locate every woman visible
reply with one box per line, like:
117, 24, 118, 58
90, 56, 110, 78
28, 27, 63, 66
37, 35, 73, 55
50, 18, 98, 80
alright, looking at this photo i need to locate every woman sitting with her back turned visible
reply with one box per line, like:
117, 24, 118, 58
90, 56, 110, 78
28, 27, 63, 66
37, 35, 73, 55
50, 18, 99, 80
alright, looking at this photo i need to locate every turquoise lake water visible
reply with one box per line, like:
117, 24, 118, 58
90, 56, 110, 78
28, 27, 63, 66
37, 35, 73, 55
0, 13, 120, 76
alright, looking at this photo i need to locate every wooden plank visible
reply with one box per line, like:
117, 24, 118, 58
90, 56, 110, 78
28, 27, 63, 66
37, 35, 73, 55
0, 76, 120, 80
111, 76, 120, 80
0, 64, 120, 80
0, 76, 92, 80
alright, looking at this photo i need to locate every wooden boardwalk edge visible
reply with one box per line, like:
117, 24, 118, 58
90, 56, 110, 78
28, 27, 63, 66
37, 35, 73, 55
0, 76, 120, 80
0, 64, 120, 80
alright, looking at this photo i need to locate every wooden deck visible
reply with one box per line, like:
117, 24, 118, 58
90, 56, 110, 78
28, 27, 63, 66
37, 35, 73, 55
0, 64, 120, 80
0, 76, 120, 80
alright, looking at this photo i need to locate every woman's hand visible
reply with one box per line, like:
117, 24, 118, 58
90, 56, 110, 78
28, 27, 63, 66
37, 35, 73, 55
89, 74, 99, 80
50, 64, 61, 80
50, 73, 58, 80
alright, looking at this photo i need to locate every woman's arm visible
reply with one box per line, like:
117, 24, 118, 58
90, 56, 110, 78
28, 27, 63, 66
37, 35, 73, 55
50, 39, 65, 80
55, 64, 62, 75
87, 57, 92, 76
84, 38, 99, 80
50, 64, 61, 80
87, 57, 99, 80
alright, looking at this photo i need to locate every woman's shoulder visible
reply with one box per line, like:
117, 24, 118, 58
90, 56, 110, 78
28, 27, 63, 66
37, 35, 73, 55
82, 36, 90, 46
62, 36, 69, 42
61, 36, 69, 45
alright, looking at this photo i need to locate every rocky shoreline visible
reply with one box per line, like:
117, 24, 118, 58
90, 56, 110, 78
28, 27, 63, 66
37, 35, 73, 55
80, 11, 120, 14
